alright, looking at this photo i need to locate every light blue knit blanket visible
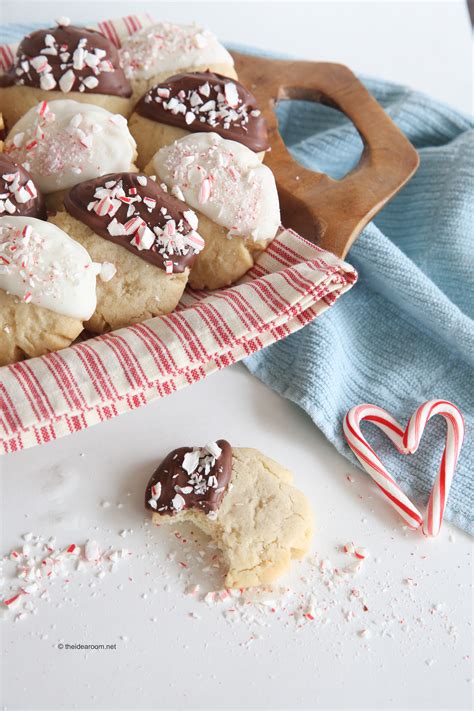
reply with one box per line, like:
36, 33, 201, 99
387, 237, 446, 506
243, 75, 474, 535
2, 25, 472, 533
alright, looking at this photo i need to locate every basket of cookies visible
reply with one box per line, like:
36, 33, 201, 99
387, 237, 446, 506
0, 15, 418, 454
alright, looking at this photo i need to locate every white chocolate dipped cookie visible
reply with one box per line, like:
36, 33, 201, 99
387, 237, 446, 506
129, 71, 269, 168
147, 132, 280, 289
145, 441, 314, 588
119, 22, 237, 102
4, 99, 137, 212
50, 172, 205, 333
0, 216, 99, 365
0, 18, 133, 127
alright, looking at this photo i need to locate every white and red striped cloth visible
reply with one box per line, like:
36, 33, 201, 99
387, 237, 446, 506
0, 228, 357, 453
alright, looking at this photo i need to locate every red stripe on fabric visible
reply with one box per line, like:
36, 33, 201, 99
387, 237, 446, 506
101, 333, 149, 390
126, 15, 142, 32
0, 46, 14, 71
267, 237, 310, 267
97, 21, 114, 43
125, 325, 169, 377
215, 287, 265, 332
8, 365, 48, 422
186, 301, 234, 349
46, 352, 88, 411
22, 361, 56, 417
0, 383, 23, 434
133, 323, 180, 374
164, 314, 209, 364
74, 342, 121, 402
122, 16, 133, 35
275, 266, 312, 298
247, 276, 291, 315
99, 20, 121, 47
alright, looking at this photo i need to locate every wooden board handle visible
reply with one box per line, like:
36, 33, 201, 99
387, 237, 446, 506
231, 53, 419, 258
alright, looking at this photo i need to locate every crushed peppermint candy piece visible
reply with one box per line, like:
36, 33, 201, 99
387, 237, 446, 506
205, 442, 222, 458
84, 539, 101, 561
99, 262, 117, 282
171, 493, 186, 511
183, 209, 198, 230
145, 440, 232, 518
64, 174, 204, 276
8, 23, 130, 98
137, 73, 269, 154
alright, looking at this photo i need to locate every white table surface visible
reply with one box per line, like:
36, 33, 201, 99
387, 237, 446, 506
1, 2, 473, 711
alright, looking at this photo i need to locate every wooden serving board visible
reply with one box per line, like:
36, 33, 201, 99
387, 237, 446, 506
232, 52, 419, 258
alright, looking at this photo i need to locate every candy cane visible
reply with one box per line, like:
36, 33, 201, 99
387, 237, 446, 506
343, 400, 464, 537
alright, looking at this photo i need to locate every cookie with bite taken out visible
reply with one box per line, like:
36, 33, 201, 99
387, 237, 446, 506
49, 172, 205, 333
0, 216, 99, 365
129, 71, 270, 168
0, 18, 133, 127
4, 99, 137, 212
146, 132, 281, 290
119, 22, 237, 104
145, 440, 314, 588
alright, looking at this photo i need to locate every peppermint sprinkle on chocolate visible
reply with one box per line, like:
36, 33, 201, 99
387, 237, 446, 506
0, 23, 131, 97
136, 71, 269, 153
145, 440, 232, 516
64, 173, 204, 274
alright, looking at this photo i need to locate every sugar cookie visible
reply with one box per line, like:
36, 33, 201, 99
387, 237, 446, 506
0, 19, 132, 127
148, 132, 280, 289
119, 22, 237, 103
129, 71, 269, 168
145, 441, 313, 588
50, 172, 204, 333
4, 99, 137, 211
0, 216, 99, 364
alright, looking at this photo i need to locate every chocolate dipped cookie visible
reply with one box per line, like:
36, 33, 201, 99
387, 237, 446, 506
0, 18, 133, 127
145, 440, 314, 588
146, 132, 280, 289
129, 71, 269, 168
4, 99, 137, 212
50, 172, 204, 333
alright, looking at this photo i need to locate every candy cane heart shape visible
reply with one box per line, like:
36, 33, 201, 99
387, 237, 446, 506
343, 401, 465, 537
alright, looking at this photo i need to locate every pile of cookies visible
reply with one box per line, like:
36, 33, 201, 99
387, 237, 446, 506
0, 18, 281, 366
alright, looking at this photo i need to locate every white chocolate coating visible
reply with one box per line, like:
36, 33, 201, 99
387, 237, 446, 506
119, 22, 234, 81
152, 132, 280, 242
0, 216, 98, 319
5, 100, 136, 194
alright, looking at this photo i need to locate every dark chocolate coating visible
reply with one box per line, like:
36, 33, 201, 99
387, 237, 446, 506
145, 440, 232, 516
64, 172, 201, 273
0, 24, 131, 97
0, 154, 46, 219
135, 71, 269, 153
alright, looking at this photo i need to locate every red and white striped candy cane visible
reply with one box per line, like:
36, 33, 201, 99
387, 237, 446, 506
343, 400, 464, 537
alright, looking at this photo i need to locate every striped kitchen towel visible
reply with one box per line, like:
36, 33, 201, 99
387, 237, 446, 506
0, 226, 356, 453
